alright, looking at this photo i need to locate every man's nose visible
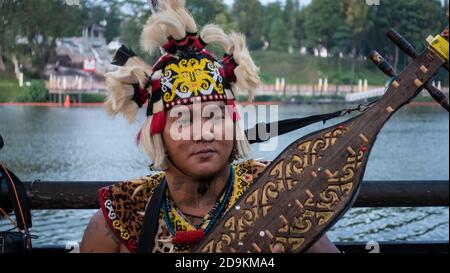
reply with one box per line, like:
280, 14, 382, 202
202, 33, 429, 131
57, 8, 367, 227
193, 119, 215, 142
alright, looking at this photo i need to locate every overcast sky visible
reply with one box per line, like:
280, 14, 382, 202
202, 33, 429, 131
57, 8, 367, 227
224, 0, 444, 7
224, 0, 312, 7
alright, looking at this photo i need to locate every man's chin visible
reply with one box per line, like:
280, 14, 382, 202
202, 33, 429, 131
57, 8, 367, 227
189, 161, 226, 178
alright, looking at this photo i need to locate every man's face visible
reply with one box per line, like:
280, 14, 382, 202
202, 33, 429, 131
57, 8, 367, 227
162, 101, 235, 178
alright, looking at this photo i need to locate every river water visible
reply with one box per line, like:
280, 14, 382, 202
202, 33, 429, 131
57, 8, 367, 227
0, 104, 448, 246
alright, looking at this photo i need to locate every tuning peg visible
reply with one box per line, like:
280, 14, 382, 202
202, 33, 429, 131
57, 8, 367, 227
369, 49, 449, 112
369, 51, 396, 77
388, 28, 449, 71
386, 29, 418, 58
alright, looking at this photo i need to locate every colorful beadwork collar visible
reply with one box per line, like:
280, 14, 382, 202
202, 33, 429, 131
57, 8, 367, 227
162, 165, 235, 246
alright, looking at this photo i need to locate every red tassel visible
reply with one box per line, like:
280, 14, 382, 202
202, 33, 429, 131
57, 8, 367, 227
227, 100, 240, 122
222, 54, 237, 83
175, 36, 189, 47
152, 54, 173, 71
201, 49, 218, 61
192, 37, 206, 51
150, 111, 166, 135
137, 88, 148, 106
162, 39, 176, 53
152, 79, 161, 91
173, 229, 205, 245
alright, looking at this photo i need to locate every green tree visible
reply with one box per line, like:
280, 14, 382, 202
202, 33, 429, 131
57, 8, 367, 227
442, 0, 449, 27
332, 26, 352, 74
303, 0, 345, 51
232, 0, 264, 49
341, 0, 372, 57
332, 26, 352, 54
17, 80, 49, 102
367, 0, 443, 71
263, 2, 285, 50
293, 6, 306, 51
119, 16, 151, 59
344, 0, 372, 86
187, 0, 228, 27
104, 3, 122, 43
0, 0, 84, 77
80, 1, 123, 43
284, 0, 301, 51
262, 2, 283, 36
213, 12, 239, 32
283, 0, 298, 31
0, 1, 16, 72
268, 18, 291, 51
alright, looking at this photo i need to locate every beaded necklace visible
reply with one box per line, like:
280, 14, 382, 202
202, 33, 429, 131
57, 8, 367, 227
162, 165, 235, 246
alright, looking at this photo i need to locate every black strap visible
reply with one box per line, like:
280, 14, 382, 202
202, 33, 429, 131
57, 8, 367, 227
245, 102, 378, 145
137, 178, 167, 253
0, 165, 32, 230
136, 104, 377, 252
0, 133, 4, 150
0, 164, 32, 251
245, 110, 344, 144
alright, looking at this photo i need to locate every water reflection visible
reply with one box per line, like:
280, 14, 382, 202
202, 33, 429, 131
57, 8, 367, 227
0, 104, 448, 245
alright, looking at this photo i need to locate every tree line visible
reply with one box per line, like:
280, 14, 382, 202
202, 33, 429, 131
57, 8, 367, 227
0, 0, 448, 78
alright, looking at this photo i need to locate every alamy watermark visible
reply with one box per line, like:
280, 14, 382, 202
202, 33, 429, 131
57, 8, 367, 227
167, 102, 280, 152
366, 0, 381, 6
64, 0, 80, 6
65, 241, 80, 253
365, 241, 380, 253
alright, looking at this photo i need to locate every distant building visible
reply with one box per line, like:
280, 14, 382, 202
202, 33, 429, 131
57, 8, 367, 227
53, 24, 114, 75
44, 24, 116, 96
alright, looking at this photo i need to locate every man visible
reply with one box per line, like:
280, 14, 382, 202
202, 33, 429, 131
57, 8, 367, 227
80, 0, 339, 253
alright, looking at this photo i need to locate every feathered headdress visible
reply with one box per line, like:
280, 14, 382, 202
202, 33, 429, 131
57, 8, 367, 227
104, 0, 260, 169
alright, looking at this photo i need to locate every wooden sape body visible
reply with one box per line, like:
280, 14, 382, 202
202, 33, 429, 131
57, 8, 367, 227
194, 34, 447, 253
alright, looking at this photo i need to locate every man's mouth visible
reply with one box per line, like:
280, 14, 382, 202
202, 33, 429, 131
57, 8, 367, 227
192, 148, 216, 156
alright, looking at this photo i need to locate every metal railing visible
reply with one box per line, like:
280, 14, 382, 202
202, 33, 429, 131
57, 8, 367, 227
24, 180, 449, 209
23, 180, 449, 253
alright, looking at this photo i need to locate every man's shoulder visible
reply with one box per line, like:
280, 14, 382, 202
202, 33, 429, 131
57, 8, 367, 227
98, 172, 165, 217
99, 172, 164, 203
97, 172, 165, 253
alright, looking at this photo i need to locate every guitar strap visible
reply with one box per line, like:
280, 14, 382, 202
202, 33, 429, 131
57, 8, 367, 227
137, 178, 167, 253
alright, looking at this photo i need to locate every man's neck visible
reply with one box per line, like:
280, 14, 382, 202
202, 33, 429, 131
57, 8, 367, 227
165, 163, 231, 216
